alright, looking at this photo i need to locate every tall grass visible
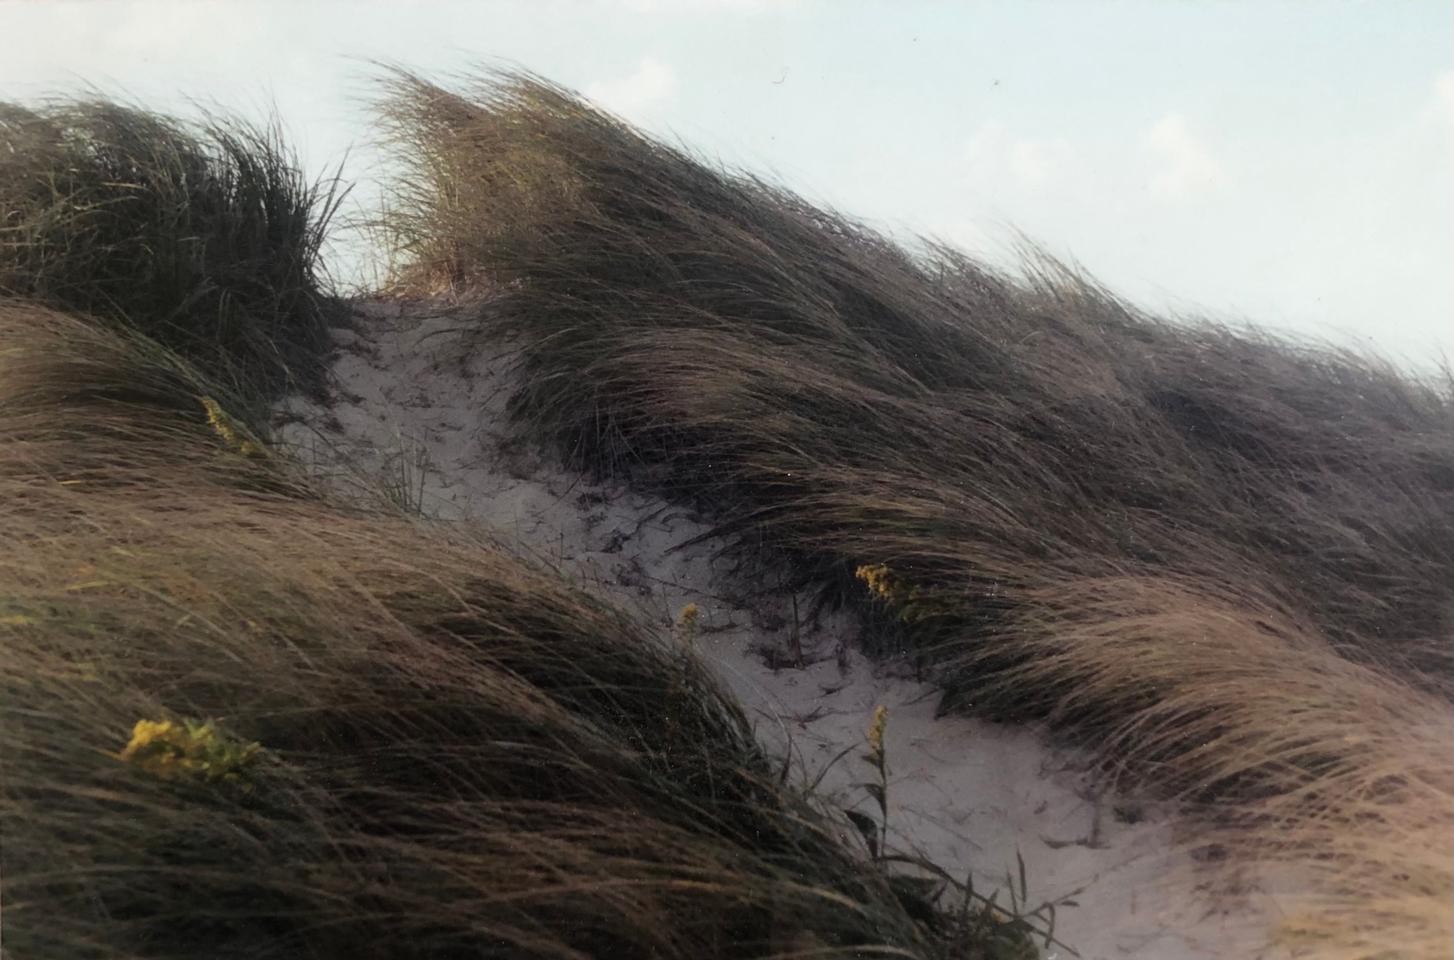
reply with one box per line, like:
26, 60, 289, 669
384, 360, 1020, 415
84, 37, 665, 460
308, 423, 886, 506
0, 99, 344, 408
2, 299, 1036, 959
376, 69, 1454, 958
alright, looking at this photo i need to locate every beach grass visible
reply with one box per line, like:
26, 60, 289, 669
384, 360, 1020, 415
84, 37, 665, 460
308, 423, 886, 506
375, 68, 1454, 959
2, 285, 1037, 956
0, 98, 345, 417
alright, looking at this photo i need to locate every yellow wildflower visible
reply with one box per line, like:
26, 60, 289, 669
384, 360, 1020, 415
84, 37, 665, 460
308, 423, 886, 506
855, 563, 895, 602
867, 704, 889, 759
676, 602, 701, 643
119, 719, 174, 755
117, 716, 261, 786
855, 563, 938, 622
862, 704, 891, 856
200, 396, 262, 458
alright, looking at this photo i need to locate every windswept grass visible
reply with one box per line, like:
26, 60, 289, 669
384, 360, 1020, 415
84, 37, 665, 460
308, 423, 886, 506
0, 99, 344, 409
376, 69, 1454, 958
1, 300, 1035, 959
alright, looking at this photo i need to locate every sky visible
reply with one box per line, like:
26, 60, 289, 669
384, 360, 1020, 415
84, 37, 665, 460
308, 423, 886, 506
2, 0, 1451, 368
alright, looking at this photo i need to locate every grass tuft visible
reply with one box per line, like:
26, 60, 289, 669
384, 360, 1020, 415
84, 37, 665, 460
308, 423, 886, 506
0, 98, 346, 411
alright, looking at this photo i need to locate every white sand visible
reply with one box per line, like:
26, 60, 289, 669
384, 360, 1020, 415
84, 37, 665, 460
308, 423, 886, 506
276, 301, 1283, 960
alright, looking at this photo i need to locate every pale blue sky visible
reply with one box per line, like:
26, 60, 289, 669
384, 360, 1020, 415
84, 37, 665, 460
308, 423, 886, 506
3, 0, 1451, 367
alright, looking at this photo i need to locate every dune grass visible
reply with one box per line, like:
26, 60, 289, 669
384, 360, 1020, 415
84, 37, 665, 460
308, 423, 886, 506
0, 99, 344, 413
375, 69, 1454, 958
2, 298, 1050, 959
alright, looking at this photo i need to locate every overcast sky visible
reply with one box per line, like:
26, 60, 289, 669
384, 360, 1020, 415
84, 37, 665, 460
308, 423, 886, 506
3, 0, 1451, 368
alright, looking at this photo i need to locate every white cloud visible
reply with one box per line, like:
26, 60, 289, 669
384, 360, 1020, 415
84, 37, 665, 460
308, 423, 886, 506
964, 121, 1072, 193
1144, 113, 1226, 199
585, 57, 677, 119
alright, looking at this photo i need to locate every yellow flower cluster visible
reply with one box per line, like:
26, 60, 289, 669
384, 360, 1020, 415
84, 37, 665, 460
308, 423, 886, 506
200, 396, 262, 458
855, 564, 895, 602
860, 704, 891, 859
117, 717, 261, 786
855, 563, 940, 623
867, 704, 889, 759
676, 602, 701, 643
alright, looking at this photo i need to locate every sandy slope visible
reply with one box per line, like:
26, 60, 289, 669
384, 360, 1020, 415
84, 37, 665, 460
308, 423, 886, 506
276, 300, 1283, 960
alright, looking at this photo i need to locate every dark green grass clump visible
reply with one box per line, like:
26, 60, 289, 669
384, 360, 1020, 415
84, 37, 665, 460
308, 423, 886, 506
2, 301, 1032, 960
0, 99, 344, 405
376, 70, 1454, 958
